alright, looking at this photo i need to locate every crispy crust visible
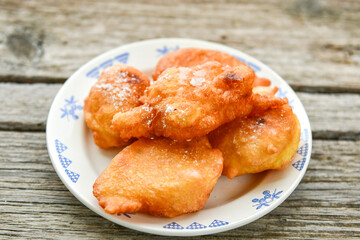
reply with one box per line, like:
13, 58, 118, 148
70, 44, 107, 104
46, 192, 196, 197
93, 137, 223, 217
112, 61, 255, 140
152, 48, 245, 81
84, 64, 150, 148
208, 104, 301, 179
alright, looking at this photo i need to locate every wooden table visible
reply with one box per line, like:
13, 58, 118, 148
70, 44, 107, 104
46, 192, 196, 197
1, 0, 359, 239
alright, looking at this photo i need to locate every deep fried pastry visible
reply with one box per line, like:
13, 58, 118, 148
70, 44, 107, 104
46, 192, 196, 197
208, 103, 300, 179
112, 61, 255, 141
250, 87, 287, 115
251, 74, 286, 114
152, 48, 245, 81
253, 85, 278, 96
84, 65, 150, 148
253, 77, 271, 88
252, 76, 278, 96
93, 137, 223, 217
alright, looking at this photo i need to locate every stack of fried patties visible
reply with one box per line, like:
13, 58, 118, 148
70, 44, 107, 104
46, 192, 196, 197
84, 48, 300, 217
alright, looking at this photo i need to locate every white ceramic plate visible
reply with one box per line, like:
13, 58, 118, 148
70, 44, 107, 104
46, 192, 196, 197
46, 38, 312, 236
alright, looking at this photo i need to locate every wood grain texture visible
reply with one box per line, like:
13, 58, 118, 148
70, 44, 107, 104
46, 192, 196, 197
0, 131, 359, 239
0, 0, 360, 91
1, 83, 359, 139
0, 83, 60, 131
1, 0, 359, 239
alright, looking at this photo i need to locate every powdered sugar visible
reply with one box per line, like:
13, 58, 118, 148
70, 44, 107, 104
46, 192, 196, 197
96, 83, 114, 91
94, 68, 146, 110
116, 86, 131, 101
190, 77, 205, 87
165, 105, 174, 114
118, 71, 128, 79
190, 69, 206, 87
184, 169, 201, 178
143, 105, 154, 113
142, 105, 154, 126
96, 81, 132, 103
103, 85, 133, 109
177, 67, 192, 84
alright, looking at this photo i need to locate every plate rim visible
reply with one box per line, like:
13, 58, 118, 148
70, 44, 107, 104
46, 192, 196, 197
46, 37, 312, 236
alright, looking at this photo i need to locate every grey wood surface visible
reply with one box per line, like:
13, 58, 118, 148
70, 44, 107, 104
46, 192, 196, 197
1, 132, 359, 239
0, 0, 359, 239
1, 0, 360, 92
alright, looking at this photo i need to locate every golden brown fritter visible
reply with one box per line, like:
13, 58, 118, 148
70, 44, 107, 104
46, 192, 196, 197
208, 103, 300, 179
84, 65, 150, 148
112, 61, 255, 141
152, 48, 245, 81
252, 75, 278, 97
253, 77, 271, 88
93, 137, 223, 217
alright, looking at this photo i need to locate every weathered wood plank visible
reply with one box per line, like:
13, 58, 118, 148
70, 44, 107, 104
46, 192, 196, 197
1, 0, 359, 239
0, 131, 359, 239
298, 92, 360, 140
0, 0, 359, 91
1, 83, 359, 139
0, 83, 60, 131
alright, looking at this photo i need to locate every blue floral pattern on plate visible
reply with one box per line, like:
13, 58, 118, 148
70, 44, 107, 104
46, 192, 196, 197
186, 222, 207, 229
58, 154, 72, 169
208, 219, 229, 228
47, 39, 312, 235
117, 213, 135, 218
292, 128, 310, 171
55, 139, 80, 183
55, 139, 68, 154
65, 169, 80, 183
163, 219, 229, 230
60, 96, 83, 121
252, 189, 283, 210
156, 45, 179, 56
163, 222, 184, 230
86, 52, 129, 79
300, 128, 310, 142
276, 87, 295, 109
292, 144, 309, 171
